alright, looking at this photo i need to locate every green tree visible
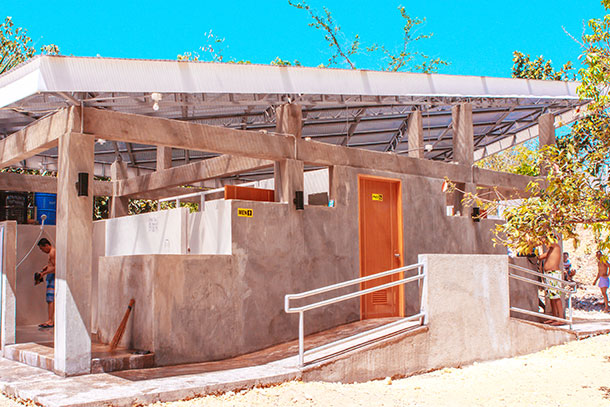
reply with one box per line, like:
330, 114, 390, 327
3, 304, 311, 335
464, 2, 610, 254
180, 2, 448, 73
0, 16, 58, 75
475, 141, 539, 177
511, 51, 574, 81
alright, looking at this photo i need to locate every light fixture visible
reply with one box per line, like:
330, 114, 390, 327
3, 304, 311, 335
471, 207, 481, 222
151, 92, 162, 111
425, 144, 433, 152
76, 172, 89, 197
293, 191, 304, 210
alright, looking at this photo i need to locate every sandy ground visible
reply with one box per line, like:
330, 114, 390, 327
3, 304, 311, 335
143, 333, 610, 407
4, 334, 609, 407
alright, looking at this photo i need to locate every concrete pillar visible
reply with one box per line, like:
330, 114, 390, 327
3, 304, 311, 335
451, 103, 475, 217
274, 159, 304, 204
156, 146, 172, 170
407, 110, 424, 159
54, 132, 94, 376
0, 221, 16, 354
452, 103, 474, 166
274, 104, 304, 205
110, 158, 129, 218
275, 103, 302, 139
329, 165, 349, 207
538, 113, 555, 177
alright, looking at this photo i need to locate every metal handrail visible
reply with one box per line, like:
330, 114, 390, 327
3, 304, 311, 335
508, 263, 576, 329
285, 262, 426, 367
510, 263, 577, 287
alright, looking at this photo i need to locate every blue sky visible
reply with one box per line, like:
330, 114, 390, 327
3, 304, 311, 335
2, 1, 606, 77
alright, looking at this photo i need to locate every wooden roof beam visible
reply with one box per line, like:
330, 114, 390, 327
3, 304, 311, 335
116, 154, 273, 197
0, 107, 77, 168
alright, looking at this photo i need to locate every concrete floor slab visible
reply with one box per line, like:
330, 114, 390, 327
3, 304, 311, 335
0, 318, 411, 407
0, 356, 300, 407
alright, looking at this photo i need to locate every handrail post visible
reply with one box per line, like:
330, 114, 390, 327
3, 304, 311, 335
298, 311, 304, 367
568, 292, 572, 330
421, 263, 429, 325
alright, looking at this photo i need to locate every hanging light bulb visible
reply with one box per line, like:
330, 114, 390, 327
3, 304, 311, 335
151, 92, 162, 111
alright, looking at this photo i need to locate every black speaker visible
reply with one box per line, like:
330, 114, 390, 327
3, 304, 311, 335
471, 206, 480, 222
293, 190, 304, 210
76, 172, 89, 197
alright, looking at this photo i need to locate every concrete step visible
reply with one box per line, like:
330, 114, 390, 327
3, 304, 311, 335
4, 342, 155, 374
4, 342, 53, 371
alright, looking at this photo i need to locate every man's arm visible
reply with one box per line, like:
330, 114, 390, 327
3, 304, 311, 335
538, 246, 549, 260
594, 267, 602, 285
41, 248, 56, 276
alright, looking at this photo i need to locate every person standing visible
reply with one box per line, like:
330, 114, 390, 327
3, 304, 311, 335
563, 252, 575, 281
37, 238, 55, 328
538, 241, 564, 325
593, 251, 609, 313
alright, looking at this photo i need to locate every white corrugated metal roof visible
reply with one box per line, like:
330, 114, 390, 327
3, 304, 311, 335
0, 55, 581, 103
0, 55, 587, 177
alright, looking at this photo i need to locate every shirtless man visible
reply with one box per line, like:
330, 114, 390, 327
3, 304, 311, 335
593, 251, 609, 312
37, 238, 55, 328
538, 241, 564, 325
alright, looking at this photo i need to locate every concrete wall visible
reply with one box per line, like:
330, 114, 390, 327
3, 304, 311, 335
14, 223, 105, 332
97, 165, 519, 366
91, 220, 106, 333
97, 255, 234, 365
105, 208, 188, 256
187, 199, 232, 255
302, 254, 575, 383
15, 225, 56, 327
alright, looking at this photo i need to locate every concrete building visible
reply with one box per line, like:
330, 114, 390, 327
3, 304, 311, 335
0, 56, 589, 377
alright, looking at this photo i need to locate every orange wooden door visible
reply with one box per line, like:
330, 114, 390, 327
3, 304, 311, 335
359, 176, 404, 319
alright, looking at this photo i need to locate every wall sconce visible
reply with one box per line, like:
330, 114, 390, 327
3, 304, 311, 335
293, 190, 304, 210
76, 172, 89, 197
471, 207, 480, 222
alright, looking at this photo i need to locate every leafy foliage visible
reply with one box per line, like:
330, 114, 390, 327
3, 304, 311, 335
288, 1, 448, 72
0, 16, 59, 75
463, 3, 610, 255
511, 51, 574, 81
180, 2, 448, 72
475, 141, 540, 177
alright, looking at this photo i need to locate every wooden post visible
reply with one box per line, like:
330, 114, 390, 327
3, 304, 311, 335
452, 103, 474, 167
54, 132, 94, 376
407, 110, 424, 159
274, 104, 304, 204
451, 103, 475, 216
110, 158, 129, 218
538, 113, 555, 177
0, 221, 17, 354
156, 146, 172, 171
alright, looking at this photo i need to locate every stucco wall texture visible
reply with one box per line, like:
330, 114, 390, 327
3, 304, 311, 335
15, 225, 56, 327
97, 166, 532, 366
302, 254, 575, 383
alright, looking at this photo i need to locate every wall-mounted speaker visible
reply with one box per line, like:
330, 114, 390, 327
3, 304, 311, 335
76, 172, 89, 197
294, 190, 304, 210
